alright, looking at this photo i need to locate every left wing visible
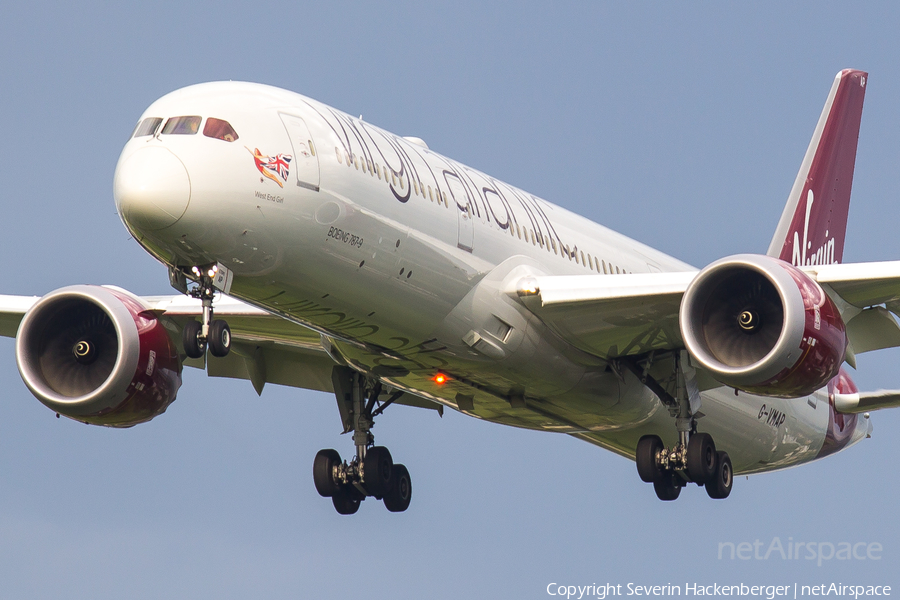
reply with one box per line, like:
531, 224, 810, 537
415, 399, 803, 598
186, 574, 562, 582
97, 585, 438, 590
515, 260, 900, 363
515, 272, 695, 359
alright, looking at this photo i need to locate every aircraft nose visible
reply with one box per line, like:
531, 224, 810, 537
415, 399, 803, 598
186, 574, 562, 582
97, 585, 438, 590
114, 146, 190, 231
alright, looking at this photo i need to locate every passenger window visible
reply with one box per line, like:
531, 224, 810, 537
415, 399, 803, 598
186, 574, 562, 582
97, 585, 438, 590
203, 118, 239, 142
133, 117, 163, 138
161, 116, 201, 135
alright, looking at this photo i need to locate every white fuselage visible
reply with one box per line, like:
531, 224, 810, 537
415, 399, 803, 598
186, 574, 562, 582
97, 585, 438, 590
114, 82, 870, 475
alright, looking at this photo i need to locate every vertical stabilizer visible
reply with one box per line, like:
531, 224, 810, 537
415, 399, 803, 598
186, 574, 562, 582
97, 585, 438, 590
767, 69, 867, 266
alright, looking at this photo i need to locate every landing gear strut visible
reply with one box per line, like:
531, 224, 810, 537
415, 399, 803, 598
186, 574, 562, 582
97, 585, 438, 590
313, 367, 412, 514
621, 352, 733, 501
181, 264, 231, 359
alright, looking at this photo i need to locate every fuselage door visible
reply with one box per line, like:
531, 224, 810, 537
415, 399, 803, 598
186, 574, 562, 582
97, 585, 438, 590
446, 174, 473, 252
279, 113, 319, 192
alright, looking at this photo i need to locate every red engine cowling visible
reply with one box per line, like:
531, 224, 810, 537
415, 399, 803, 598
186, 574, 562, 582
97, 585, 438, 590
16, 285, 182, 427
679, 254, 846, 398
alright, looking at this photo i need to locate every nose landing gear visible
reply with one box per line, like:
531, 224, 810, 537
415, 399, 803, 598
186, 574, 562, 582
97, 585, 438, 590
313, 367, 412, 514
180, 264, 231, 359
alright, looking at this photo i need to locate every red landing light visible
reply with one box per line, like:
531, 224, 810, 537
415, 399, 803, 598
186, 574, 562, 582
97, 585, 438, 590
433, 373, 448, 385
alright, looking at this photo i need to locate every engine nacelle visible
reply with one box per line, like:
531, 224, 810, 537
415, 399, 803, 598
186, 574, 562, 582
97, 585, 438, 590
680, 254, 846, 398
16, 285, 182, 427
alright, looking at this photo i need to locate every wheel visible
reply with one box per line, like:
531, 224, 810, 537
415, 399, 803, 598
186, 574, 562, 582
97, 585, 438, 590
332, 487, 362, 515
363, 446, 393, 498
313, 449, 341, 497
705, 451, 733, 499
182, 320, 206, 359
636, 435, 664, 483
208, 320, 231, 357
653, 473, 682, 501
383, 464, 412, 512
687, 432, 716, 484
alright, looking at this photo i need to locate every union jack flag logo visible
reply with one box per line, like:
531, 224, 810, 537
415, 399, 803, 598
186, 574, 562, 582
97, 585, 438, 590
247, 147, 292, 187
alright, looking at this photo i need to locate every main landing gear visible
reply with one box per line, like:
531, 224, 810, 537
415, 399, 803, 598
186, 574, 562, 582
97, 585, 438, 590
620, 353, 733, 501
635, 432, 733, 500
181, 265, 231, 359
313, 367, 412, 515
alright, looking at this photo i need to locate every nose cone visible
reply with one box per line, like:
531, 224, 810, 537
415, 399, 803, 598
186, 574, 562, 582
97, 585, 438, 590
114, 146, 190, 231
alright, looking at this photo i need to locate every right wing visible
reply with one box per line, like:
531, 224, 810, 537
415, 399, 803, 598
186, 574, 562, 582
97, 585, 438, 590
0, 291, 440, 413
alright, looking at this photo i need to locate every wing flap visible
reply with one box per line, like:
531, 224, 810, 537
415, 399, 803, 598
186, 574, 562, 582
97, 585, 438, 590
835, 390, 900, 414
206, 342, 336, 394
845, 307, 900, 354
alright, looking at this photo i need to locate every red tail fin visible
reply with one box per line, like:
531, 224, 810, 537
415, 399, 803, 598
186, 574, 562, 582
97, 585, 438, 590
767, 69, 867, 266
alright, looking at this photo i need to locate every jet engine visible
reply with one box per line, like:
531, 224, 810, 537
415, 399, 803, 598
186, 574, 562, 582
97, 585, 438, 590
16, 285, 182, 427
679, 254, 846, 398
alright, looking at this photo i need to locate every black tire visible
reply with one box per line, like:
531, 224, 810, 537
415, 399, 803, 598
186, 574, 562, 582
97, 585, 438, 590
182, 320, 205, 359
313, 449, 341, 497
332, 487, 361, 515
383, 464, 412, 512
653, 473, 682, 501
208, 320, 231, 358
363, 446, 393, 498
636, 435, 664, 483
705, 451, 733, 499
687, 433, 716, 484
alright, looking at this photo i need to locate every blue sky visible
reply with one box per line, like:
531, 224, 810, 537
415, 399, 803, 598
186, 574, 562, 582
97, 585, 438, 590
2, 2, 900, 598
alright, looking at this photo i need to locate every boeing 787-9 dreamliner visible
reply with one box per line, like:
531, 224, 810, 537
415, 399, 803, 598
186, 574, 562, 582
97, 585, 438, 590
3, 69, 898, 513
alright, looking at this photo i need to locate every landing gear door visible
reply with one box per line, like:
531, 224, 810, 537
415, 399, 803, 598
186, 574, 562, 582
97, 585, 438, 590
279, 113, 319, 192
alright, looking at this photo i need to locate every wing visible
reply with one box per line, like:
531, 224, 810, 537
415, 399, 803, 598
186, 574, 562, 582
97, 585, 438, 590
516, 272, 695, 359
0, 291, 438, 413
145, 294, 336, 395
515, 260, 900, 362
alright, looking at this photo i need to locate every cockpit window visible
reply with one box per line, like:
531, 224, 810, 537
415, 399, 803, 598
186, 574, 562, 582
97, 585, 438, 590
161, 116, 201, 135
133, 117, 163, 138
203, 118, 239, 142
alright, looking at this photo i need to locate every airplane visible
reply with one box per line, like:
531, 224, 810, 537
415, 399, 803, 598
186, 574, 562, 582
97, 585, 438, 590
3, 68, 900, 514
